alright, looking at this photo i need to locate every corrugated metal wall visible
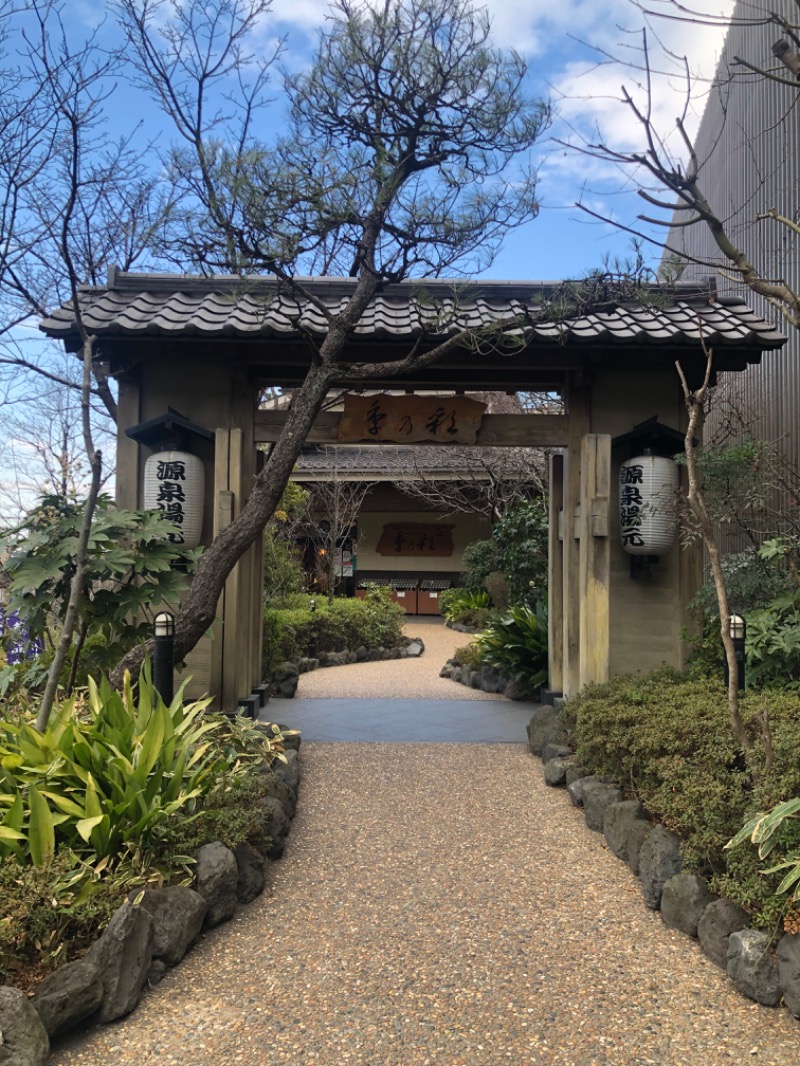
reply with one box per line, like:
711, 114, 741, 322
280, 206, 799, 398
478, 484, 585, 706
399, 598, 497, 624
671, 0, 799, 476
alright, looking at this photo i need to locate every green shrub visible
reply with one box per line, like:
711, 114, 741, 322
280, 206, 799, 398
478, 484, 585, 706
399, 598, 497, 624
0, 494, 199, 698
473, 602, 548, 687
492, 500, 548, 606
0, 671, 279, 871
567, 672, 800, 930
684, 548, 795, 681
483, 570, 510, 612
0, 852, 129, 985
0, 673, 292, 984
262, 588, 405, 673
439, 587, 491, 626
460, 539, 499, 590
452, 642, 483, 666
746, 590, 800, 690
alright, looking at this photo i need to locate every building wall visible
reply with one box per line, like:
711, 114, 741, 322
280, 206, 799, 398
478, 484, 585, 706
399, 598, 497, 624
671, 0, 799, 484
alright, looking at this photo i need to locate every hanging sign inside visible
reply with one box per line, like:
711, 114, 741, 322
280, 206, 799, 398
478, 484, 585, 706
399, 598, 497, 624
377, 523, 454, 557
338, 394, 487, 444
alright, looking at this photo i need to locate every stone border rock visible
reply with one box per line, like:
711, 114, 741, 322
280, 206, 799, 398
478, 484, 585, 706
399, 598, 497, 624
2, 732, 303, 1066
438, 657, 534, 701
271, 636, 425, 698
527, 705, 800, 1020
444, 621, 482, 634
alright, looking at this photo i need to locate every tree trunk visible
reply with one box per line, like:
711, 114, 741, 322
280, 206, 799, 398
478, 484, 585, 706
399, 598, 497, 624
37, 336, 102, 730
676, 355, 750, 754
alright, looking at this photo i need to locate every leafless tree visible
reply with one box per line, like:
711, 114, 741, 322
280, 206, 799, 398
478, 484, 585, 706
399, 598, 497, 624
299, 450, 375, 601
559, 0, 800, 333
0, 0, 172, 725
387, 444, 546, 525
0, 353, 115, 524
0, 4, 170, 426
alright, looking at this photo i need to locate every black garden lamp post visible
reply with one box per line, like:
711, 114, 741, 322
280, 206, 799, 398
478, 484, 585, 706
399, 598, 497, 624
153, 610, 175, 705
726, 612, 746, 691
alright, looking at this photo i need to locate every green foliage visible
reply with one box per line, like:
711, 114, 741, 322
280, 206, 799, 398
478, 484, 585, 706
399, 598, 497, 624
263, 484, 309, 606
727, 797, 800, 913
684, 548, 798, 683
438, 587, 492, 627
0, 495, 200, 694
491, 500, 548, 606
0, 674, 220, 869
460, 539, 499, 590
263, 587, 405, 672
567, 672, 800, 930
474, 602, 548, 687
746, 591, 800, 690
482, 571, 510, 612
0, 852, 129, 985
688, 549, 791, 621
154, 775, 266, 857
452, 642, 482, 666
0, 670, 284, 869
263, 534, 307, 606
0, 672, 291, 982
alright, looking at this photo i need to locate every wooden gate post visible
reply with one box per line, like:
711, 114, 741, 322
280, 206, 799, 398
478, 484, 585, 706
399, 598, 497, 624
547, 452, 565, 696
562, 388, 590, 697
579, 433, 611, 688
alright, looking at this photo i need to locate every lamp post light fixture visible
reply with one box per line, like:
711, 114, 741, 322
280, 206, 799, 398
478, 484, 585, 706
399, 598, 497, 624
308, 598, 317, 613
726, 612, 747, 691
153, 610, 175, 705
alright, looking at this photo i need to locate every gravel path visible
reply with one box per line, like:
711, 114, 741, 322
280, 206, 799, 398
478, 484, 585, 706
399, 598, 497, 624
297, 620, 499, 700
52, 743, 800, 1066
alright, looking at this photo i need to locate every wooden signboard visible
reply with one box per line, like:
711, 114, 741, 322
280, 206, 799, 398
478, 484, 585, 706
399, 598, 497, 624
338, 394, 487, 444
377, 522, 455, 557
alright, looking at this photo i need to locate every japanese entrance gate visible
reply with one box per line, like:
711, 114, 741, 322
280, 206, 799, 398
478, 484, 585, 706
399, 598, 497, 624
41, 272, 785, 711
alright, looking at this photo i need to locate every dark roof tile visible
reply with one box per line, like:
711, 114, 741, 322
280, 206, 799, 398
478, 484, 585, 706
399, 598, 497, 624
39, 272, 787, 352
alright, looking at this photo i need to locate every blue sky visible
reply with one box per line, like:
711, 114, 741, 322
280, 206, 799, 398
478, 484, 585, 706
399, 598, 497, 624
62, 0, 734, 281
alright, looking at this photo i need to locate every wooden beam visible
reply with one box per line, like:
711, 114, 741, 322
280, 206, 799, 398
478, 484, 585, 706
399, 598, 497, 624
222, 429, 243, 712
115, 373, 141, 510
255, 411, 568, 447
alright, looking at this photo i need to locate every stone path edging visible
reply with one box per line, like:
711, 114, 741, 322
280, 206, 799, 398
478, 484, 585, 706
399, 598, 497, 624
528, 705, 800, 1018
271, 637, 425, 697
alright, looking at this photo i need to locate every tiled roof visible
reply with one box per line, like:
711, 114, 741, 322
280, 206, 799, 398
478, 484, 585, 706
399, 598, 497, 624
293, 444, 501, 477
39, 271, 787, 350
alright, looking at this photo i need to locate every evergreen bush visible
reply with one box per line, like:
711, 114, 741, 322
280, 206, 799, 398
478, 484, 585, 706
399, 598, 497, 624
262, 588, 405, 673
566, 671, 800, 930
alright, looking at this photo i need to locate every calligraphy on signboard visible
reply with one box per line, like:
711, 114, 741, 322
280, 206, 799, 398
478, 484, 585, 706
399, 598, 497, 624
376, 523, 455, 557
338, 394, 487, 444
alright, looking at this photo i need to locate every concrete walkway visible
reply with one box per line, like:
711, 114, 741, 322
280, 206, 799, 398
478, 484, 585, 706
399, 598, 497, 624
266, 696, 535, 742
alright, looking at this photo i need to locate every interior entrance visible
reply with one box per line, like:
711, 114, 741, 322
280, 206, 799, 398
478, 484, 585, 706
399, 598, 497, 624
41, 270, 786, 711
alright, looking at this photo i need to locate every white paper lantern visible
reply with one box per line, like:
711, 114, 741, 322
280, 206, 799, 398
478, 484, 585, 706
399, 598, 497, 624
144, 450, 204, 549
619, 454, 679, 555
